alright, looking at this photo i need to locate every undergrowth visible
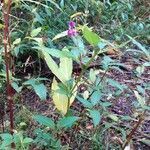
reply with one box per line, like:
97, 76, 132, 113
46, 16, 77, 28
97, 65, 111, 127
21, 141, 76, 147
0, 0, 149, 149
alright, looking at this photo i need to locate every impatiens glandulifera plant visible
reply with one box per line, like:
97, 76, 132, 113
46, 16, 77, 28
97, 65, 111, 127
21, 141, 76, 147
33, 22, 107, 116
43, 47, 77, 115
32, 114, 79, 149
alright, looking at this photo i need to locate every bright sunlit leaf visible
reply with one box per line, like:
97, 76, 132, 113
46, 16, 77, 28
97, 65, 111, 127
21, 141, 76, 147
51, 78, 77, 115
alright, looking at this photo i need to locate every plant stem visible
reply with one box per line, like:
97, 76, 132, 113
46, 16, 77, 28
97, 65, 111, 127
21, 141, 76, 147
2, 0, 14, 135
67, 49, 100, 112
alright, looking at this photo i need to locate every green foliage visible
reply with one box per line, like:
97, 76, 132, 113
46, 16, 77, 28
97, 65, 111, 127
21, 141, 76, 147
0, 132, 33, 150
33, 128, 61, 149
0, 0, 149, 149
82, 26, 101, 46
57, 116, 79, 129
33, 115, 55, 129
23, 78, 48, 100
33, 114, 79, 130
88, 109, 101, 127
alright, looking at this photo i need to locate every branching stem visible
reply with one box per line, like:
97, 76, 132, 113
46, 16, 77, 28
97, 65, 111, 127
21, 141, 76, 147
67, 49, 100, 113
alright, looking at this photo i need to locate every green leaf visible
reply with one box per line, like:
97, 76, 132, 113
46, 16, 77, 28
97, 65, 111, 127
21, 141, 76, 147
11, 82, 22, 93
42, 48, 73, 83
57, 116, 79, 129
108, 114, 119, 122
89, 110, 101, 127
83, 26, 101, 46
139, 139, 150, 146
31, 27, 42, 37
60, 0, 64, 8
89, 69, 96, 83
76, 96, 93, 108
0, 23, 4, 29
36, 46, 74, 59
59, 49, 73, 82
100, 102, 112, 107
107, 79, 127, 91
32, 38, 43, 46
143, 62, 150, 67
23, 79, 48, 100
33, 83, 47, 100
13, 132, 23, 144
0, 133, 13, 141
136, 65, 145, 75
23, 138, 33, 144
0, 133, 13, 147
42, 50, 62, 81
51, 78, 77, 115
13, 38, 21, 45
47, 0, 62, 11
126, 35, 150, 60
33, 115, 55, 129
134, 90, 145, 108
90, 91, 101, 106
72, 36, 86, 55
52, 30, 68, 41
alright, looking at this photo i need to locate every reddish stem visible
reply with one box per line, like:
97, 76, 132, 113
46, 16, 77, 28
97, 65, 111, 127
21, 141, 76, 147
2, 0, 14, 135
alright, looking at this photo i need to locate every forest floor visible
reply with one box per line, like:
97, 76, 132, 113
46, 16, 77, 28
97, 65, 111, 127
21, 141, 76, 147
13, 53, 150, 150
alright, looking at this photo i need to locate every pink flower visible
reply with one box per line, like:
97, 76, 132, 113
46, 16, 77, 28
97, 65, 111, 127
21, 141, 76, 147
67, 21, 77, 37
69, 21, 76, 29
67, 28, 77, 37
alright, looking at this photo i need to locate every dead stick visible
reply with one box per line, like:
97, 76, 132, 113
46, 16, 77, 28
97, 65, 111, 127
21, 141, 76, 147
122, 114, 144, 149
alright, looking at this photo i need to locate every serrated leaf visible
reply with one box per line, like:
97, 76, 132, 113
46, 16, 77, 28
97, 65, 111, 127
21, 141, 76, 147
31, 27, 42, 37
33, 115, 55, 129
76, 96, 93, 108
90, 91, 101, 106
89, 110, 101, 127
83, 26, 101, 46
57, 116, 79, 129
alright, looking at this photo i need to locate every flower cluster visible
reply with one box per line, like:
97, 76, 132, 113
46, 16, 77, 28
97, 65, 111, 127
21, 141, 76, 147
67, 21, 77, 37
